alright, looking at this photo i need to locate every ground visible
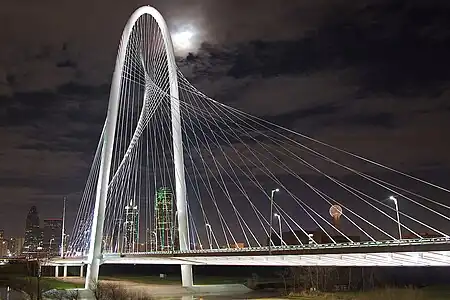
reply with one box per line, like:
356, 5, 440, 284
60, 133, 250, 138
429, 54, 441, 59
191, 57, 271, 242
43, 276, 255, 298
42, 277, 450, 299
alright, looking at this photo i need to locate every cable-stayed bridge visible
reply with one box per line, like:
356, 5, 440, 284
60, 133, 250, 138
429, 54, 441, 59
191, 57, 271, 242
47, 6, 450, 290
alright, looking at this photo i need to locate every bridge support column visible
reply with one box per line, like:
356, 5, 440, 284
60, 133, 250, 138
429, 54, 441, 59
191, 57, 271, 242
55, 266, 59, 278
181, 265, 193, 287
80, 265, 84, 278
63, 265, 68, 278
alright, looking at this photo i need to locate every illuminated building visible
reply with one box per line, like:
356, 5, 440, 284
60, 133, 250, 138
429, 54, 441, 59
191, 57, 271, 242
154, 187, 178, 251
231, 242, 245, 249
24, 206, 43, 254
0, 240, 8, 257
8, 237, 24, 257
43, 218, 62, 255
123, 200, 139, 253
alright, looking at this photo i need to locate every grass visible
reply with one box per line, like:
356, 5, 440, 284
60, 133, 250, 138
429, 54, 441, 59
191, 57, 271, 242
41, 277, 83, 290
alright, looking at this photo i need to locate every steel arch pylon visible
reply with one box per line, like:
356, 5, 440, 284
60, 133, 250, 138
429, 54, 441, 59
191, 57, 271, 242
84, 6, 192, 290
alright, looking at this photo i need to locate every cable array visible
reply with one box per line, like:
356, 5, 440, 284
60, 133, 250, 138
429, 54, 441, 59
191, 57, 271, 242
67, 12, 450, 256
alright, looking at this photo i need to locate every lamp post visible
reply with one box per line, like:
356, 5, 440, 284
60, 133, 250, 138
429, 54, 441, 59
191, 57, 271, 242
389, 196, 402, 240
274, 213, 282, 246
49, 238, 55, 255
60, 197, 66, 258
36, 246, 43, 300
268, 188, 279, 254
205, 224, 212, 249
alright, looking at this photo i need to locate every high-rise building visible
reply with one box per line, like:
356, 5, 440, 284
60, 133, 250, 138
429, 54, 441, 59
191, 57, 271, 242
123, 200, 139, 253
8, 237, 25, 257
0, 239, 8, 257
24, 206, 43, 254
110, 218, 123, 253
0, 230, 7, 257
43, 218, 62, 256
154, 187, 177, 251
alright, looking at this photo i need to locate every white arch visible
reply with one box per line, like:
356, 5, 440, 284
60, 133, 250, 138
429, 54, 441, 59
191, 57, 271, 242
84, 6, 192, 290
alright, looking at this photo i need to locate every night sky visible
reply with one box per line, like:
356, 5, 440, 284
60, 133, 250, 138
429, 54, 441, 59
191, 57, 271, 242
1, 0, 449, 238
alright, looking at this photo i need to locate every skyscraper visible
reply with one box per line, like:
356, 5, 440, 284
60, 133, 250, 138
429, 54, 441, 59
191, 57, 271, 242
8, 237, 24, 257
123, 200, 139, 253
24, 206, 43, 254
43, 218, 62, 255
0, 230, 7, 257
0, 240, 8, 257
154, 187, 177, 251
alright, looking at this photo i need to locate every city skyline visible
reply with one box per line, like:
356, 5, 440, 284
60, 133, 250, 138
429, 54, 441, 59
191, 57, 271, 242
0, 204, 64, 257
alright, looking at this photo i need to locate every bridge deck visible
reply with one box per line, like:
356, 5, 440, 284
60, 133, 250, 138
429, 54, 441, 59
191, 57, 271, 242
47, 238, 450, 267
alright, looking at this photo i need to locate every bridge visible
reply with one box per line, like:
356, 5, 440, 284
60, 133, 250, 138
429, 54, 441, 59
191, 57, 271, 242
47, 5, 450, 291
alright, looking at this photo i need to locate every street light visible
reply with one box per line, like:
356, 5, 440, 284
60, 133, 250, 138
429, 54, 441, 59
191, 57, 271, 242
389, 196, 402, 240
205, 224, 213, 249
61, 197, 66, 258
36, 246, 43, 300
268, 188, 280, 253
274, 213, 282, 245
49, 238, 55, 255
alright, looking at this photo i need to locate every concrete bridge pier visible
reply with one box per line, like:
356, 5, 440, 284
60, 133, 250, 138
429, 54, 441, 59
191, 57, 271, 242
53, 264, 84, 278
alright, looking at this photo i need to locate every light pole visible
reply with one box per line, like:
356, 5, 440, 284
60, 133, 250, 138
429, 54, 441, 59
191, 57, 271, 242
36, 246, 43, 300
268, 188, 279, 254
205, 224, 212, 249
60, 197, 66, 258
389, 196, 402, 240
49, 238, 55, 255
274, 213, 282, 246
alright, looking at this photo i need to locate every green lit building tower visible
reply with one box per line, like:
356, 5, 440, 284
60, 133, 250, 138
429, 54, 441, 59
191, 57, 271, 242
154, 187, 178, 251
123, 200, 139, 253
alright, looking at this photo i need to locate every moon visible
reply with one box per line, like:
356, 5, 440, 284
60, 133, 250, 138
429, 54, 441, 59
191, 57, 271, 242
172, 29, 195, 52
171, 22, 202, 54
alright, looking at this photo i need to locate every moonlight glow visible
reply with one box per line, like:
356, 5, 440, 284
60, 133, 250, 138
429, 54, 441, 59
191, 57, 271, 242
172, 28, 196, 52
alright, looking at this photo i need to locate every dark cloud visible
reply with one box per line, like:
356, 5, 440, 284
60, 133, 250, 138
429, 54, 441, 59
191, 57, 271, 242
185, 0, 450, 97
340, 112, 397, 129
